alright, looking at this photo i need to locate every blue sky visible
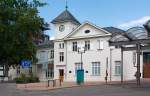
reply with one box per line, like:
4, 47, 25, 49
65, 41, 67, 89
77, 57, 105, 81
38, 0, 150, 39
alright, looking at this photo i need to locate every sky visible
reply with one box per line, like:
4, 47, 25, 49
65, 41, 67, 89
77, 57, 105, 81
38, 0, 150, 40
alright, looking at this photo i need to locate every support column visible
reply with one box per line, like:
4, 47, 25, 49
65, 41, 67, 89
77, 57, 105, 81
136, 44, 141, 86
121, 47, 123, 84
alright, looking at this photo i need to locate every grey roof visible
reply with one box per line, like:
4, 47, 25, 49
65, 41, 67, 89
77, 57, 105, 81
51, 10, 80, 25
103, 27, 130, 42
126, 27, 148, 40
102, 27, 125, 36
109, 34, 129, 42
38, 40, 54, 49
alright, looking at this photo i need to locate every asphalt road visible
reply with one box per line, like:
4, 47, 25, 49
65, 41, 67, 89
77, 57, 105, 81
0, 83, 150, 96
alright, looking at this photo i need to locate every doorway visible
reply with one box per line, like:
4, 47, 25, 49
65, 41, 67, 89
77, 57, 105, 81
143, 52, 150, 78
59, 69, 64, 82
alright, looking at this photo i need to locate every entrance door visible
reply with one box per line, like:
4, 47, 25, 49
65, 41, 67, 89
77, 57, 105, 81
59, 69, 64, 82
143, 52, 150, 78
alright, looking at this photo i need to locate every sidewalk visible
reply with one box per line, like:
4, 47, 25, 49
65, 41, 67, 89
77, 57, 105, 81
16, 79, 150, 90
16, 81, 106, 90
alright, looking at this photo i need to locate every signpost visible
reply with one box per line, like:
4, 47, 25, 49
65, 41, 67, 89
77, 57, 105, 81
21, 60, 31, 68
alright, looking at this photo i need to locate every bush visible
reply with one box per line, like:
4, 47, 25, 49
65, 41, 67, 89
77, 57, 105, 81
15, 77, 24, 84
15, 73, 40, 84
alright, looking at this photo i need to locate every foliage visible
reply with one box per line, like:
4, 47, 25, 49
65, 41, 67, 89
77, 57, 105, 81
0, 0, 47, 68
15, 73, 40, 84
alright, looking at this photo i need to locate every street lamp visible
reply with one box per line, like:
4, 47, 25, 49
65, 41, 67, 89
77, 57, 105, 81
77, 47, 85, 70
76, 47, 86, 85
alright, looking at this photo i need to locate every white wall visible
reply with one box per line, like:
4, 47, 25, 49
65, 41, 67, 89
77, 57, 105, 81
54, 22, 79, 40
65, 36, 111, 81
36, 48, 54, 81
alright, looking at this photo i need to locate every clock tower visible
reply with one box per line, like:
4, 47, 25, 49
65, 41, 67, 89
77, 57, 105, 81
51, 9, 80, 40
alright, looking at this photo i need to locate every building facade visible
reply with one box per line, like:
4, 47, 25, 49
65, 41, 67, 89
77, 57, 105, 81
51, 9, 144, 82
36, 40, 54, 81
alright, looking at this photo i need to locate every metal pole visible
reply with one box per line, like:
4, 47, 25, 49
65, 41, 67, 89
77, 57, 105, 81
136, 44, 141, 86
121, 47, 124, 84
105, 57, 108, 84
81, 52, 83, 69
110, 49, 112, 82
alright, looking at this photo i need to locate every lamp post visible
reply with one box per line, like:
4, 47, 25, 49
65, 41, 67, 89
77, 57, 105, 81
76, 47, 86, 85
78, 47, 85, 69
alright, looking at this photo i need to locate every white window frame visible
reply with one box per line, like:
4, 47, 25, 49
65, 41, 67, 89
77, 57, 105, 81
98, 40, 104, 50
46, 68, 54, 78
72, 42, 78, 51
85, 40, 90, 51
59, 52, 64, 62
50, 50, 54, 59
39, 51, 46, 61
92, 62, 101, 76
59, 43, 64, 49
115, 61, 121, 76
75, 63, 81, 75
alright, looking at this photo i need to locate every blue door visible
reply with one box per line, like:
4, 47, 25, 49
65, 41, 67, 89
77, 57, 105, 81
76, 69, 84, 84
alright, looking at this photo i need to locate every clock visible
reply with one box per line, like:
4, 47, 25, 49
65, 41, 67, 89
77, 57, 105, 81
59, 25, 65, 32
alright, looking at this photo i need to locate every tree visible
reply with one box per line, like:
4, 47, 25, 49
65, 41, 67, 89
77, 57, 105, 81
0, 0, 47, 76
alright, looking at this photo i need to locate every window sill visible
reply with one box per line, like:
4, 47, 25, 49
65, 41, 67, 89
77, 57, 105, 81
97, 49, 104, 51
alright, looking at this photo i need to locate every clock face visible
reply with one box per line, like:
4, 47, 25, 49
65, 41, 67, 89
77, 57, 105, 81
59, 25, 65, 32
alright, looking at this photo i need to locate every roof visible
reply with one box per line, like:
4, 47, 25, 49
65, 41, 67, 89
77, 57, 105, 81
126, 27, 148, 40
103, 27, 130, 42
102, 27, 125, 36
37, 40, 54, 49
51, 9, 80, 25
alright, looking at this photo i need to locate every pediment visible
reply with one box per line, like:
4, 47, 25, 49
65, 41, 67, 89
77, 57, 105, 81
64, 22, 111, 40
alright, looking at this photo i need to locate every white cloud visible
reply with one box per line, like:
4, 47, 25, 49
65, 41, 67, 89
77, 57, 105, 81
117, 16, 150, 29
50, 36, 55, 40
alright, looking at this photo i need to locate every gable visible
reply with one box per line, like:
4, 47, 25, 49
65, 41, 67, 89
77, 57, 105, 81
64, 22, 111, 40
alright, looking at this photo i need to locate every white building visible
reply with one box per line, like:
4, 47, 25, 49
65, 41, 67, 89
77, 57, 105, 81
50, 9, 150, 82
36, 40, 54, 81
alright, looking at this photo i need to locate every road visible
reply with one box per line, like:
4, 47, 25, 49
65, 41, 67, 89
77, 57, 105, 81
0, 83, 150, 96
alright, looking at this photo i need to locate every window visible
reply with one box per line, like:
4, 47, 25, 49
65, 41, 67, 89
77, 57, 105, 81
98, 40, 104, 50
39, 51, 46, 61
48, 51, 50, 59
85, 41, 90, 51
85, 30, 90, 33
50, 50, 54, 59
46, 68, 54, 78
92, 62, 100, 76
115, 46, 121, 49
72, 42, 77, 51
59, 52, 64, 62
75, 63, 81, 75
59, 25, 65, 32
59, 43, 64, 49
115, 61, 121, 76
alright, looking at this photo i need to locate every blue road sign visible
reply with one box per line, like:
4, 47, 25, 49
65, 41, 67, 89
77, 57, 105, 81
21, 60, 31, 68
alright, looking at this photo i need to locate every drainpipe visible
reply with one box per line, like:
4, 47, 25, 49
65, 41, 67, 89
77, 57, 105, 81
110, 48, 113, 82
121, 47, 123, 84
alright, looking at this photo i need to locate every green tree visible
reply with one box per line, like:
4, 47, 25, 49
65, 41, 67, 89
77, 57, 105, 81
0, 0, 47, 76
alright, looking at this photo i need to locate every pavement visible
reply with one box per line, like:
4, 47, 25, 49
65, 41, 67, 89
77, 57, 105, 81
16, 81, 106, 90
1, 80, 150, 96
16, 79, 150, 90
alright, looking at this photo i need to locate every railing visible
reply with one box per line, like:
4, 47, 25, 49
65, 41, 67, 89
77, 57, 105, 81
48, 79, 62, 87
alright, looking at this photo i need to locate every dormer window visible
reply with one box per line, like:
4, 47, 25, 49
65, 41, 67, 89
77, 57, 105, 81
59, 25, 65, 32
85, 30, 90, 33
